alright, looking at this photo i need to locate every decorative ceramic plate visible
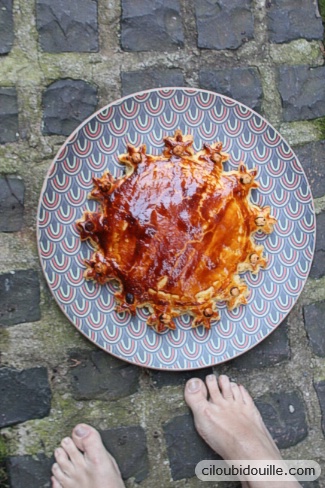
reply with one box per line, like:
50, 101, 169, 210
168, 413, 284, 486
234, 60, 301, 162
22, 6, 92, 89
37, 88, 315, 370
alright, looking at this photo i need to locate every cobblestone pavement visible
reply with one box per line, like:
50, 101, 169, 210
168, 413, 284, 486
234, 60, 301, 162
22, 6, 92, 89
0, 0, 325, 487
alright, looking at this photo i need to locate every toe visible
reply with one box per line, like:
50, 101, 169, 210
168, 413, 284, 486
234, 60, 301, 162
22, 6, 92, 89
206, 374, 223, 404
184, 378, 208, 414
51, 476, 63, 488
55, 447, 74, 476
239, 384, 254, 406
52, 463, 68, 486
230, 382, 243, 402
72, 424, 115, 466
61, 436, 84, 466
218, 375, 234, 401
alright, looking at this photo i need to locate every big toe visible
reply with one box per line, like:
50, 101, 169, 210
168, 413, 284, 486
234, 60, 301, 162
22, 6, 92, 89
184, 378, 208, 414
72, 424, 110, 464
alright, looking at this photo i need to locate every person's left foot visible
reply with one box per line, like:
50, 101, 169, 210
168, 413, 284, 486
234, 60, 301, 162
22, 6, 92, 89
51, 424, 125, 488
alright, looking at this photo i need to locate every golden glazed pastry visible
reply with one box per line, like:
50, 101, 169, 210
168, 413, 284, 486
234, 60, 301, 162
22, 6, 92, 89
77, 130, 276, 332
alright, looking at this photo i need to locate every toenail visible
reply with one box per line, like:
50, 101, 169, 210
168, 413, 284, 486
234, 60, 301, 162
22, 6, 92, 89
187, 379, 201, 392
75, 425, 89, 438
206, 374, 216, 382
62, 437, 70, 445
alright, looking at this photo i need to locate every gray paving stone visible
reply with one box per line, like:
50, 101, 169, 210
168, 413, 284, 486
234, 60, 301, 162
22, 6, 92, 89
256, 390, 308, 449
0, 87, 18, 144
42, 79, 98, 136
6, 454, 54, 488
36, 0, 98, 52
278, 66, 325, 122
0, 0, 14, 54
199, 67, 262, 112
303, 300, 325, 357
195, 0, 254, 50
163, 413, 220, 481
0, 177, 24, 232
230, 319, 290, 370
314, 380, 325, 437
309, 212, 325, 280
0, 367, 51, 428
299, 481, 320, 488
121, 68, 184, 97
294, 140, 325, 199
100, 426, 149, 482
150, 367, 212, 389
0, 270, 40, 326
68, 350, 140, 401
266, 0, 324, 43
121, 0, 184, 52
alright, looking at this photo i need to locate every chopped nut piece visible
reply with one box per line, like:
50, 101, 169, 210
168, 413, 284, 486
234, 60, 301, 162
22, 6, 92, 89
230, 287, 240, 297
211, 153, 222, 164
255, 216, 266, 226
250, 253, 259, 265
240, 175, 252, 184
204, 307, 213, 317
132, 153, 142, 164
173, 145, 184, 156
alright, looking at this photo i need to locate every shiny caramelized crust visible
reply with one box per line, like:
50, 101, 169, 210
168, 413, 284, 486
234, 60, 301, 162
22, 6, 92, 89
76, 130, 277, 333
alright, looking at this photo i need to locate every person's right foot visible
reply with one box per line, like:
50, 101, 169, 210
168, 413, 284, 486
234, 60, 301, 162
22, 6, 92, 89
185, 374, 280, 462
185, 375, 302, 487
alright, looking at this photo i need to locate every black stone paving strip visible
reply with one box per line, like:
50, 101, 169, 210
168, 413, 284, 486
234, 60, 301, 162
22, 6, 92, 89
278, 66, 325, 122
0, 367, 51, 428
163, 413, 221, 481
6, 454, 54, 488
266, 0, 324, 43
68, 350, 140, 401
121, 68, 184, 97
36, 0, 98, 53
194, 0, 254, 50
303, 300, 325, 357
294, 140, 325, 199
0, 177, 24, 232
256, 390, 308, 449
100, 426, 149, 482
0, 270, 40, 326
309, 211, 325, 280
0, 87, 18, 144
199, 67, 262, 112
150, 367, 213, 388
121, 0, 184, 52
42, 79, 98, 136
230, 318, 290, 370
300, 481, 320, 487
0, 0, 14, 54
314, 380, 325, 437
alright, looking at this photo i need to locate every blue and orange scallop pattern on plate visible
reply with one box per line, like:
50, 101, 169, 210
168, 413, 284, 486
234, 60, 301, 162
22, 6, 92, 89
37, 88, 315, 370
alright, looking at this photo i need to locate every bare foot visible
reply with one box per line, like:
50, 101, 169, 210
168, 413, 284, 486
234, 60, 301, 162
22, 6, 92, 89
51, 424, 125, 488
185, 374, 301, 487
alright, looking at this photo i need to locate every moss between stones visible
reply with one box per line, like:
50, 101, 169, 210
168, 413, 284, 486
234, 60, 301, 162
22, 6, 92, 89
6, 390, 138, 457
269, 40, 323, 66
0, 436, 9, 488
315, 116, 325, 139
319, 0, 325, 22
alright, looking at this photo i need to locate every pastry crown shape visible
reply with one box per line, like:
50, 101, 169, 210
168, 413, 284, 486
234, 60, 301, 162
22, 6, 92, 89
77, 130, 276, 333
